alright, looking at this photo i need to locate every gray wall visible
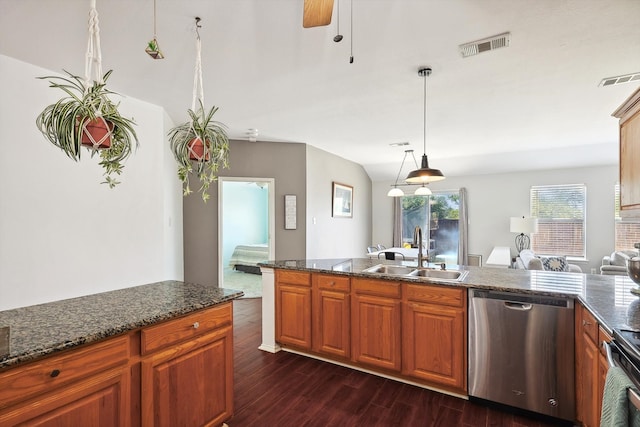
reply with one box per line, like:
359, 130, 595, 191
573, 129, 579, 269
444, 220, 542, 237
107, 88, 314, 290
306, 145, 372, 259
183, 140, 307, 286
372, 164, 618, 273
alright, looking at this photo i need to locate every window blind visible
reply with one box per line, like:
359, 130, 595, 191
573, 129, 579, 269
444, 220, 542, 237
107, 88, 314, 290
614, 184, 640, 251
530, 184, 586, 257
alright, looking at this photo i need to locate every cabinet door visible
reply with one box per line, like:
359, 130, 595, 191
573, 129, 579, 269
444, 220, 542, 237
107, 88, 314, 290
276, 284, 312, 349
576, 302, 601, 427
402, 301, 466, 391
0, 367, 130, 427
313, 288, 350, 358
351, 293, 401, 372
620, 108, 640, 211
141, 326, 233, 427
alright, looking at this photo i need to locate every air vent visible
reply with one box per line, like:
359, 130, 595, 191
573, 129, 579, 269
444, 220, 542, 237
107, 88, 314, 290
599, 72, 640, 87
389, 141, 410, 147
459, 32, 511, 58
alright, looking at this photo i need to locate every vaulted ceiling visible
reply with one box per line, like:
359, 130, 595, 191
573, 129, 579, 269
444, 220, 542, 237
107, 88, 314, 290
1, 0, 639, 181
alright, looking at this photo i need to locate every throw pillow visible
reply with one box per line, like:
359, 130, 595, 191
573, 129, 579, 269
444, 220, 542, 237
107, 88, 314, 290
541, 256, 568, 272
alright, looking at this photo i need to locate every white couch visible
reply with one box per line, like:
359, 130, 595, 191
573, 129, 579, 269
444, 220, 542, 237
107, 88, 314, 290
515, 249, 582, 273
600, 250, 638, 275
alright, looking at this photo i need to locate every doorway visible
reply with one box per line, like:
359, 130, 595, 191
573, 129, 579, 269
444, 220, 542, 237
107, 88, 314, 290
218, 177, 275, 298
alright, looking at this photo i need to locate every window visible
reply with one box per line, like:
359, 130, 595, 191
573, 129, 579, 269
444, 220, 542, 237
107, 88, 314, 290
400, 191, 460, 263
530, 184, 586, 258
615, 184, 640, 251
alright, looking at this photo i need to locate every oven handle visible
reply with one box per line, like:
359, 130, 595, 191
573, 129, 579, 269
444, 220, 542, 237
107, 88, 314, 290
603, 340, 640, 411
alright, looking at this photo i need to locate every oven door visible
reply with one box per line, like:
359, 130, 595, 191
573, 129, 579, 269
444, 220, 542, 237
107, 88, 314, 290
602, 341, 640, 418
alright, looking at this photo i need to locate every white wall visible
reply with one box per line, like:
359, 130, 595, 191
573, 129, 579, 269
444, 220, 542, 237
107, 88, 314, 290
0, 54, 183, 310
306, 145, 372, 259
372, 165, 618, 273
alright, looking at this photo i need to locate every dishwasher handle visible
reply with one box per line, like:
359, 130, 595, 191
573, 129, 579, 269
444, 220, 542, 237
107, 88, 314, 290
504, 302, 532, 311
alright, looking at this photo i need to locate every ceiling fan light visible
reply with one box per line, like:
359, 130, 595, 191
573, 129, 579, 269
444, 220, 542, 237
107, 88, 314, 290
414, 185, 432, 196
387, 187, 404, 197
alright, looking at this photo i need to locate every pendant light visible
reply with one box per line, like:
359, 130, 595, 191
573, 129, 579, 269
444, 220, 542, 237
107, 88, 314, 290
387, 149, 432, 197
406, 67, 445, 184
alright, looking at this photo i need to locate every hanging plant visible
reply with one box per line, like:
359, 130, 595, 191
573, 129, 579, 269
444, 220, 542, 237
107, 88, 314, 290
35, 1, 138, 187
36, 71, 138, 187
168, 18, 229, 202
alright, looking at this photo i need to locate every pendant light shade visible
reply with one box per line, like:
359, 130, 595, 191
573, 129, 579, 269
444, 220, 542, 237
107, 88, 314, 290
406, 67, 445, 184
387, 187, 404, 197
414, 185, 432, 196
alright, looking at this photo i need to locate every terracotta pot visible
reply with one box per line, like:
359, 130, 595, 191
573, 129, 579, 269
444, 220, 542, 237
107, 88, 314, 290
79, 118, 113, 149
188, 138, 210, 161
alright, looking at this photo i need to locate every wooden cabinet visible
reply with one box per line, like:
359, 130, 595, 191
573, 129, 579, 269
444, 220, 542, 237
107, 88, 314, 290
0, 334, 132, 426
312, 274, 351, 359
273, 270, 468, 393
402, 284, 466, 393
140, 302, 234, 427
351, 278, 402, 372
575, 302, 611, 427
0, 302, 235, 427
613, 87, 640, 216
276, 270, 312, 350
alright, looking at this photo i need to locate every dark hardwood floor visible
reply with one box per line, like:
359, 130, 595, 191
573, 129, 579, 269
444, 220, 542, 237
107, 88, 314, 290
229, 298, 566, 427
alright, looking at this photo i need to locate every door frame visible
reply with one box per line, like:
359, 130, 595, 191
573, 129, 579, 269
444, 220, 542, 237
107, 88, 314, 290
217, 177, 275, 287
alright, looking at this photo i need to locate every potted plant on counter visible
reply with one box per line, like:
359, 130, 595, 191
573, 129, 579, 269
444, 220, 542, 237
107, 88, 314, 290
36, 70, 138, 187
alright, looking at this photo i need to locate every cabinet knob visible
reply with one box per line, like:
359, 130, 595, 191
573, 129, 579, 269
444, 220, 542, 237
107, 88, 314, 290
50, 369, 61, 378
329, 281, 335, 287
193, 322, 200, 329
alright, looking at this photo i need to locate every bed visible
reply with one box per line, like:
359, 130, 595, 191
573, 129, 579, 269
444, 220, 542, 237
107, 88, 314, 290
229, 244, 269, 275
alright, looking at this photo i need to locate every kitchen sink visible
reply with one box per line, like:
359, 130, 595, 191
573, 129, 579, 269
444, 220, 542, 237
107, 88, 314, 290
408, 268, 468, 281
362, 264, 417, 276
362, 264, 467, 282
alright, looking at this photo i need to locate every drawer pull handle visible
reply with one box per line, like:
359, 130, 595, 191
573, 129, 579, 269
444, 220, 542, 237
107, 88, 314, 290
50, 369, 61, 378
193, 322, 200, 329
583, 320, 592, 326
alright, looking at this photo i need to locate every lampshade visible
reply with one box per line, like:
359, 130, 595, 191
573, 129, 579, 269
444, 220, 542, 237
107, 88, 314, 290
405, 67, 445, 184
510, 217, 538, 234
387, 187, 404, 197
414, 185, 432, 196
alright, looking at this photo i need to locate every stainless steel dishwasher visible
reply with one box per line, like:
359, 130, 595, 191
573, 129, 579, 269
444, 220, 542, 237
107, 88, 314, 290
468, 289, 575, 421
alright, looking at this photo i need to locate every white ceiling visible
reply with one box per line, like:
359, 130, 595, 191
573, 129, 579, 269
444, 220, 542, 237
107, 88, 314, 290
1, 0, 639, 181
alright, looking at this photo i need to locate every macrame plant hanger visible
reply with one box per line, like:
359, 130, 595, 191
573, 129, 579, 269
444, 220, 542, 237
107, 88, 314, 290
82, 0, 112, 150
188, 17, 208, 161
145, 0, 164, 59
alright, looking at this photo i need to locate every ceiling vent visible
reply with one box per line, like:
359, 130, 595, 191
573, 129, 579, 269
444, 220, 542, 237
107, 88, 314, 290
459, 32, 511, 58
599, 72, 640, 87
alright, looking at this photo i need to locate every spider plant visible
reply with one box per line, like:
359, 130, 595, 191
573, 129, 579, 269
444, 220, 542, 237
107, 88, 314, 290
36, 70, 138, 188
168, 100, 230, 202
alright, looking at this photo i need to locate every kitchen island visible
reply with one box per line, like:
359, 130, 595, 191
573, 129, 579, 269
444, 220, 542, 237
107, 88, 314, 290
260, 258, 638, 425
0, 280, 243, 426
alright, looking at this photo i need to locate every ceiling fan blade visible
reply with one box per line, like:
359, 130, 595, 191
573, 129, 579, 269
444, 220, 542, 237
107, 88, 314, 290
303, 0, 334, 28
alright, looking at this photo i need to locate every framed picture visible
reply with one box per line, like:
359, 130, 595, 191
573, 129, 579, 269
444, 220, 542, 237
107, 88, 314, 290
332, 182, 353, 218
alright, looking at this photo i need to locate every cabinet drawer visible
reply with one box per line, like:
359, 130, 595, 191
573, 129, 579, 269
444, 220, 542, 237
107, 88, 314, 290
277, 270, 311, 287
405, 284, 465, 308
315, 274, 350, 292
0, 334, 129, 409
353, 278, 401, 299
580, 306, 599, 344
141, 303, 232, 355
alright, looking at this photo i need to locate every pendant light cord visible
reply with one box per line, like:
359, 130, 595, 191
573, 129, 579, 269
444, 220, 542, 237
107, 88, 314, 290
349, 0, 354, 63
423, 69, 427, 155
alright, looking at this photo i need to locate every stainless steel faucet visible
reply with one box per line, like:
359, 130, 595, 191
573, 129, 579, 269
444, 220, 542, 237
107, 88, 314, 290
415, 226, 426, 267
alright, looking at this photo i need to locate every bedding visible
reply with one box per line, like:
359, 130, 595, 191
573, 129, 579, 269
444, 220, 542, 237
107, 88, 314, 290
229, 244, 269, 274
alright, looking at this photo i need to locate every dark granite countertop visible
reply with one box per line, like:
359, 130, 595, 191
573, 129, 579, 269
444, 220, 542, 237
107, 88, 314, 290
0, 280, 243, 369
260, 258, 640, 335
